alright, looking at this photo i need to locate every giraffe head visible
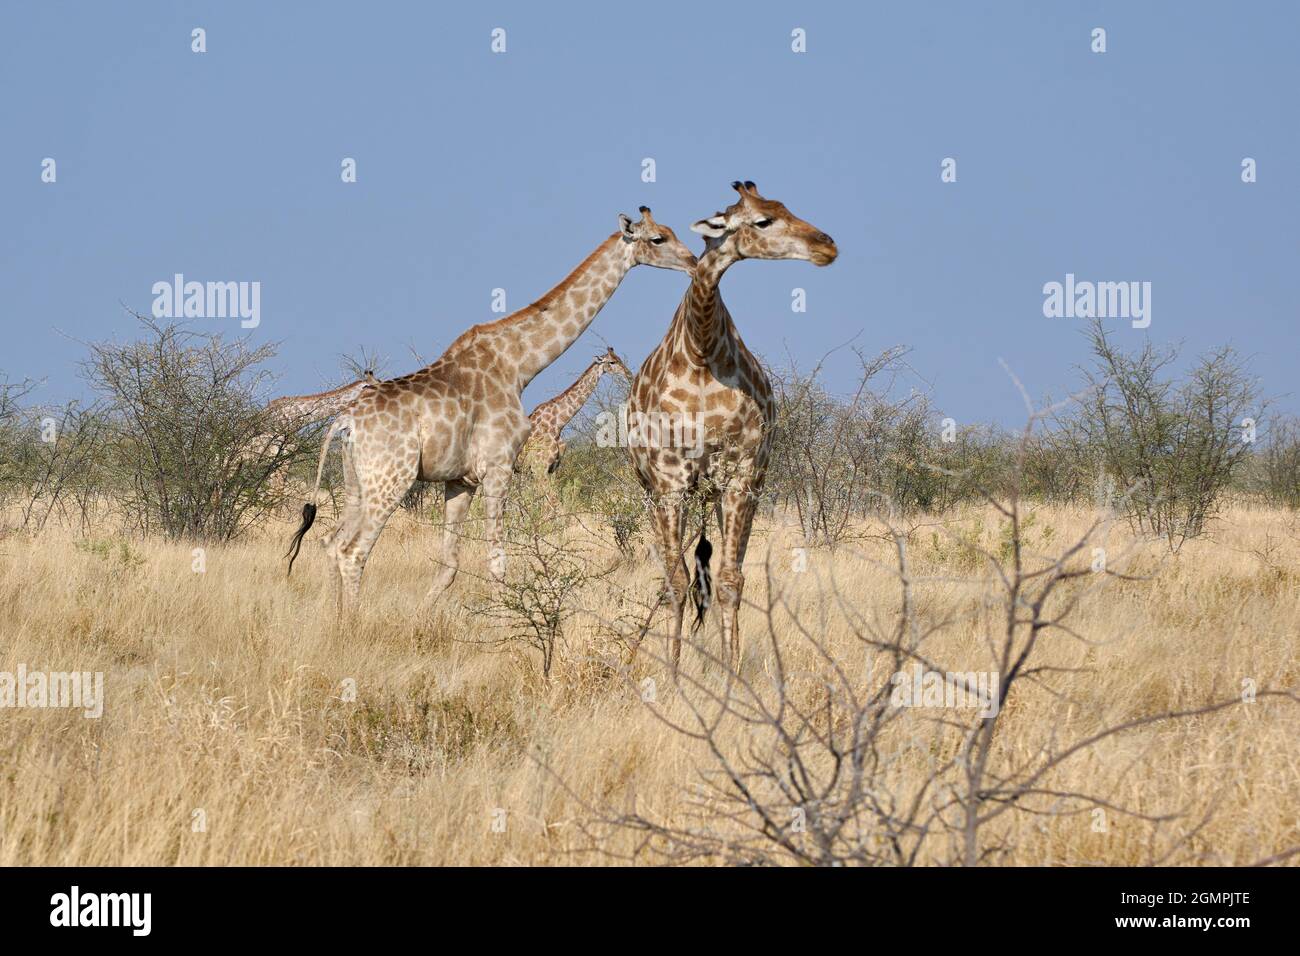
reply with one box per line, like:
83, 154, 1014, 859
618, 206, 698, 273
597, 345, 633, 380
690, 181, 838, 267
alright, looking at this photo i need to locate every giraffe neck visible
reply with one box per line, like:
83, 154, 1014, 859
485, 235, 634, 390
677, 244, 740, 365
539, 360, 608, 436
267, 379, 370, 425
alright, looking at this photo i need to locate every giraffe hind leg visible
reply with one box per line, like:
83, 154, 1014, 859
424, 478, 477, 605
332, 459, 416, 615
479, 463, 515, 587
322, 439, 364, 615
716, 487, 758, 669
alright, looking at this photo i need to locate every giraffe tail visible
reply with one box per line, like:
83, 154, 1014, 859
690, 521, 713, 634
286, 503, 317, 576
286, 415, 346, 575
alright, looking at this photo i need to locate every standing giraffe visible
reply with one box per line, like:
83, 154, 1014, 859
287, 208, 696, 612
263, 370, 377, 429
229, 371, 378, 492
628, 181, 837, 667
253, 371, 378, 458
517, 346, 631, 477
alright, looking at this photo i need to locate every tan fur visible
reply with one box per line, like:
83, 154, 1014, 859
518, 347, 631, 477
628, 182, 837, 667
302, 209, 695, 612
235, 372, 378, 490
264, 371, 377, 424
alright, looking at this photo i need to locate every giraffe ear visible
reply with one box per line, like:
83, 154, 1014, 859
618, 213, 636, 239
691, 215, 727, 238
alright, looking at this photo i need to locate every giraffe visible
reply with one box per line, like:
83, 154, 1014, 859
517, 346, 632, 477
263, 370, 378, 432
286, 207, 697, 613
228, 371, 378, 494
627, 181, 837, 668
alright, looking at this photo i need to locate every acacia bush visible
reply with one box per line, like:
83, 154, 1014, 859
0, 377, 36, 516
1075, 320, 1259, 549
766, 347, 936, 544
766, 349, 1031, 538
472, 482, 609, 678
13, 402, 109, 533
80, 315, 311, 542
1253, 415, 1300, 509
1, 378, 111, 532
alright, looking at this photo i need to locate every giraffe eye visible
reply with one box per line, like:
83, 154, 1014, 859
650, 236, 666, 245
754, 218, 773, 229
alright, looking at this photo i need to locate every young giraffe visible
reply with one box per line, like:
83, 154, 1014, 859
287, 208, 696, 611
231, 371, 378, 490
628, 181, 837, 668
517, 346, 631, 477
263, 370, 378, 430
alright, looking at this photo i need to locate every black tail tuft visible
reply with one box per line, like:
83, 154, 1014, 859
690, 531, 713, 633
285, 502, 317, 575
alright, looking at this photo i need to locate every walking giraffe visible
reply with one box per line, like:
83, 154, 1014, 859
287, 208, 696, 612
263, 370, 377, 429
628, 181, 837, 667
517, 346, 631, 477
251, 370, 378, 464
225, 371, 378, 499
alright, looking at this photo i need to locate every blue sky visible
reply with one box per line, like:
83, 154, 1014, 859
2, 1, 1296, 425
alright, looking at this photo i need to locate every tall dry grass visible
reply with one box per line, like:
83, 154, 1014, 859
0, 502, 1296, 865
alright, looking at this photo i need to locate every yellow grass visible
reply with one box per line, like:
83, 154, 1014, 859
0, 502, 1296, 865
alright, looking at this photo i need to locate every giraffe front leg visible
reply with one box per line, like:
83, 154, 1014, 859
716, 486, 758, 669
647, 497, 689, 669
479, 464, 513, 587
424, 479, 477, 604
